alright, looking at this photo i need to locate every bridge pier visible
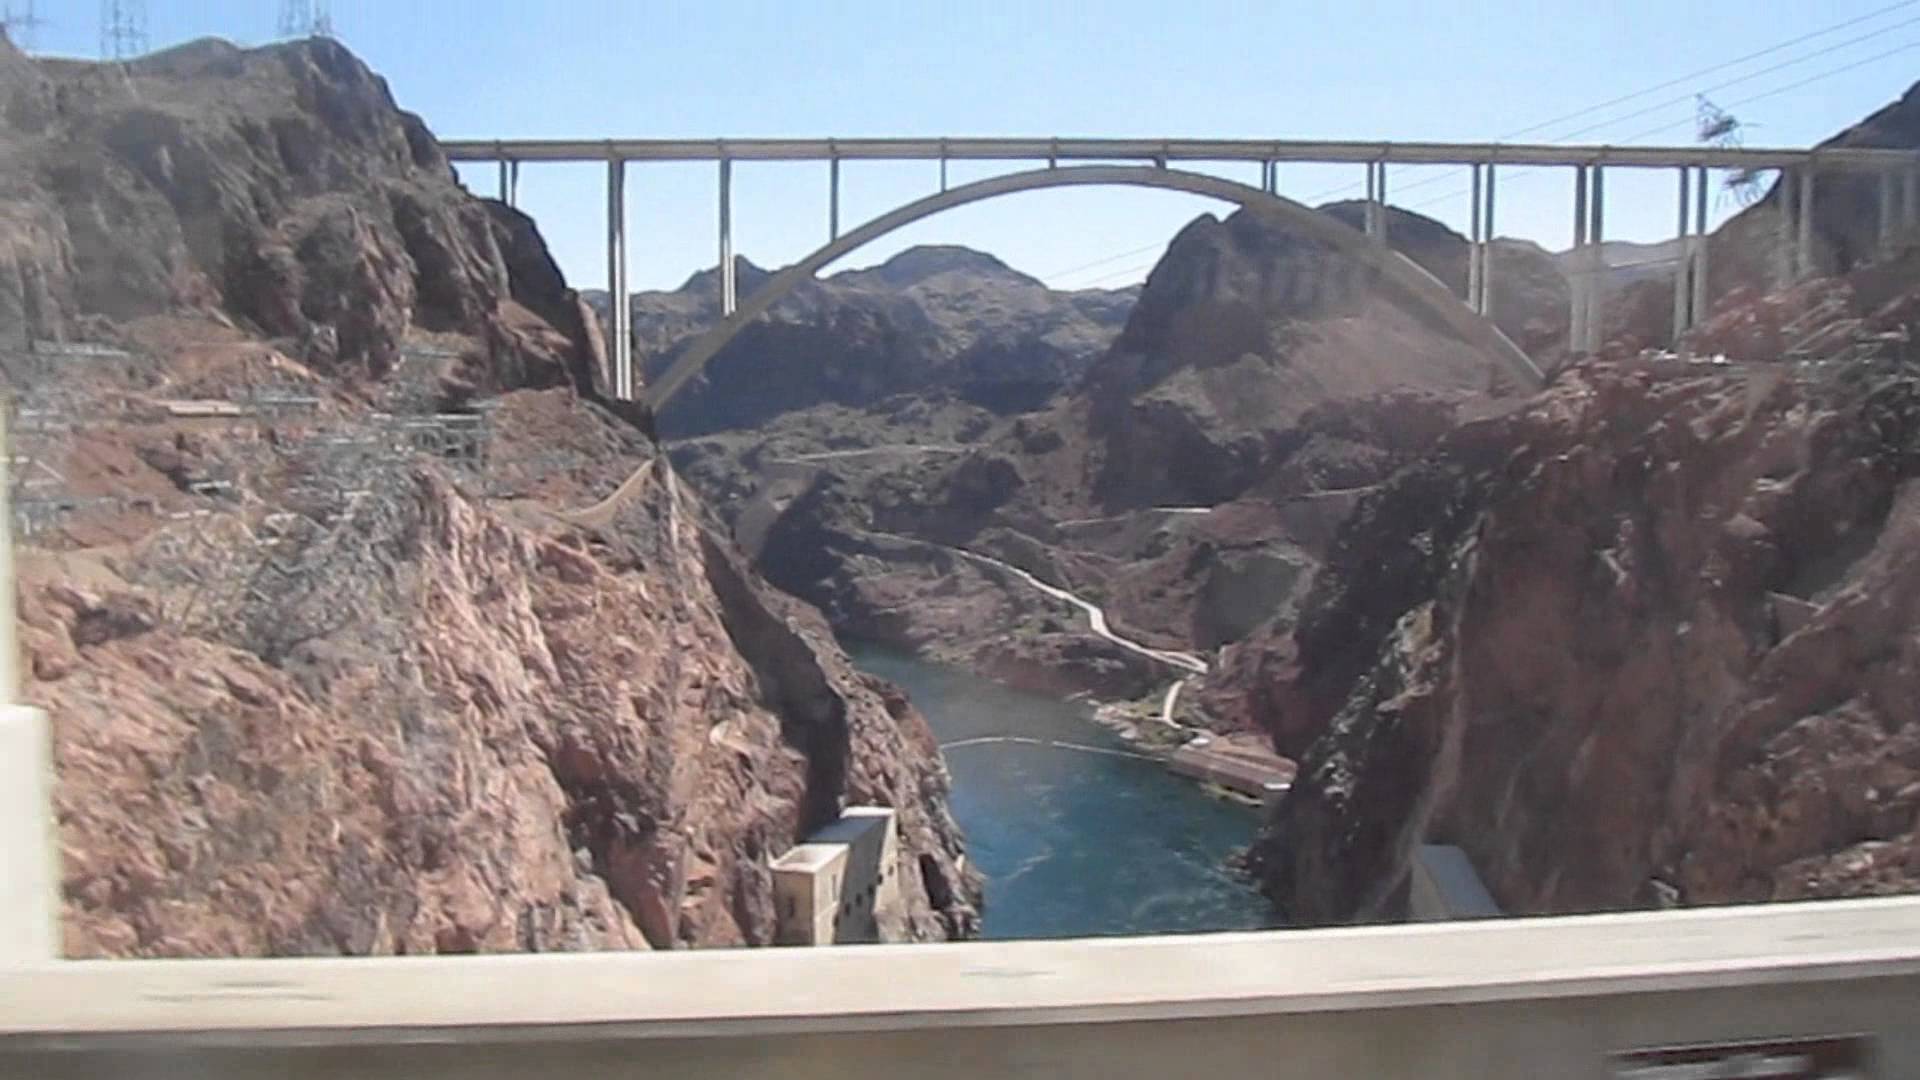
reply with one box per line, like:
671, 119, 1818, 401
1673, 167, 1692, 344
1692, 165, 1712, 335
1775, 168, 1796, 291
719, 158, 736, 317
1481, 163, 1496, 317
1880, 169, 1898, 259
829, 154, 841, 242
1587, 164, 1605, 355
1363, 163, 1374, 238
1570, 165, 1587, 356
1795, 164, 1814, 283
606, 158, 632, 399
1905, 166, 1918, 241
1468, 164, 1482, 313
1363, 161, 1388, 244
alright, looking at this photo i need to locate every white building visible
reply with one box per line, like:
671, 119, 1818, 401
771, 806, 900, 946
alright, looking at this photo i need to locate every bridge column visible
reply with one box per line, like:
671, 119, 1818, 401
509, 161, 519, 208
606, 157, 630, 399
830, 155, 841, 242
1674, 167, 1692, 345
719, 158, 736, 317
1880, 169, 1897, 259
1570, 165, 1588, 356
1692, 165, 1711, 331
1468, 164, 1483, 314
1795, 164, 1814, 283
1904, 166, 1918, 239
498, 159, 510, 203
1363, 163, 1376, 239
1587, 164, 1605, 355
1376, 162, 1389, 245
1364, 162, 1389, 244
1775, 168, 1796, 291
1481, 163, 1497, 318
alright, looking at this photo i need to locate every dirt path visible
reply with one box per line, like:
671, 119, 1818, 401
945, 546, 1207, 730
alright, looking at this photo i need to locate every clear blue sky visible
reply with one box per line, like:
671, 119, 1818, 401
23, 0, 1920, 293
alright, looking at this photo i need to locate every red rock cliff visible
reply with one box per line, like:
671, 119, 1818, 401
1234, 358, 1920, 922
2, 36, 978, 954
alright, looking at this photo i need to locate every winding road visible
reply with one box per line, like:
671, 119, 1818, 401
945, 546, 1207, 729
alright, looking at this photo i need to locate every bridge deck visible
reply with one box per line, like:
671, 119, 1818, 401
440, 136, 1920, 171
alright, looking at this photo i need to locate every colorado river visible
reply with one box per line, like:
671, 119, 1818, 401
847, 642, 1276, 940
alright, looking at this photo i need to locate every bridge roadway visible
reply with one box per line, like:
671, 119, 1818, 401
441, 135, 1919, 170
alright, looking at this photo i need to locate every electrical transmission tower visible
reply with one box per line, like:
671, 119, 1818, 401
2, 1, 47, 51
99, 0, 147, 59
278, 0, 334, 38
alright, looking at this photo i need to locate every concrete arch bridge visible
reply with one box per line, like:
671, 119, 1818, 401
442, 136, 1920, 409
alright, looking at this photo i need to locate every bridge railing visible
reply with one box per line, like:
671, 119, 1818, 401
1, 895, 1917, 1078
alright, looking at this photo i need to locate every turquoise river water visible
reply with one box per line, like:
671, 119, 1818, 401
847, 642, 1276, 940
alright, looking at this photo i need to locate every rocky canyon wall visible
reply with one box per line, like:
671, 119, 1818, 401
1234, 357, 1920, 923
1, 36, 978, 954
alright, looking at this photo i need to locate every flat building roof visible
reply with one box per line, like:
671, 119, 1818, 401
808, 808, 894, 847
770, 844, 847, 872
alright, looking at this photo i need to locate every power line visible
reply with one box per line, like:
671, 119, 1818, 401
278, 0, 334, 38
1404, 34, 1920, 215
1305, 2, 1920, 206
2, 1, 46, 50
1633, 37, 1920, 141
1050, 3, 1920, 286
1044, 242, 1167, 283
1065, 34, 1920, 288
99, 0, 146, 59
1555, 12, 1920, 142
1075, 258, 1162, 289
1488, 0, 1917, 141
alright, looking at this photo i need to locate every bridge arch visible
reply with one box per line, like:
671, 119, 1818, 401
642, 164, 1543, 411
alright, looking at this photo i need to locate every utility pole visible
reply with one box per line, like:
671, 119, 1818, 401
2, 1, 46, 51
98, 0, 147, 60
278, 0, 334, 38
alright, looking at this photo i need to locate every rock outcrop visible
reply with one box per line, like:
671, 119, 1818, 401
1078, 208, 1513, 511
3, 37, 979, 955
605, 245, 1135, 435
678, 204, 1526, 703
1234, 358, 1920, 923
30, 399, 976, 955
0, 35, 596, 403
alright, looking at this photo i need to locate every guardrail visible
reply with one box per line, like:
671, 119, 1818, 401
0, 896, 1916, 1077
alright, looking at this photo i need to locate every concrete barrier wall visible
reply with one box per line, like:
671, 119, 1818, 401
3, 896, 1917, 1079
